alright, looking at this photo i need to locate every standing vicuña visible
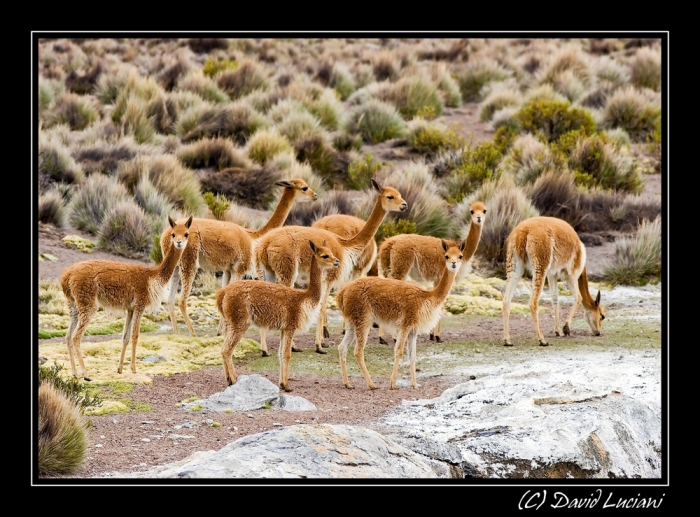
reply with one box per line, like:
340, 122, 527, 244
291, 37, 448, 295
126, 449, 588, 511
311, 213, 378, 338
336, 239, 466, 390
161, 179, 316, 337
60, 216, 193, 380
377, 200, 486, 343
255, 179, 407, 354
502, 216, 606, 347
217, 240, 340, 392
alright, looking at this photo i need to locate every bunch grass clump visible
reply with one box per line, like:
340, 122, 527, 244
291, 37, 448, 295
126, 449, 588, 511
346, 152, 387, 190
600, 86, 661, 143
498, 133, 565, 186
387, 75, 444, 120
175, 70, 230, 104
455, 58, 513, 102
603, 216, 662, 286
245, 128, 294, 165
177, 137, 252, 170
344, 98, 407, 144
146, 154, 205, 215
68, 173, 130, 235
176, 100, 268, 145
478, 83, 522, 122
39, 189, 68, 227
97, 199, 154, 259
39, 133, 84, 188
628, 45, 662, 92
216, 59, 269, 100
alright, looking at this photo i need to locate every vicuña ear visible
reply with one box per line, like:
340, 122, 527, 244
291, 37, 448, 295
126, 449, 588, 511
309, 240, 318, 252
168, 216, 176, 228
441, 239, 448, 252
275, 180, 294, 188
185, 215, 193, 228
595, 290, 601, 305
371, 178, 381, 192
460, 240, 467, 252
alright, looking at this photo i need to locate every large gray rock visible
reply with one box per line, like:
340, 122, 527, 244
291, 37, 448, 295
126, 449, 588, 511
105, 424, 441, 478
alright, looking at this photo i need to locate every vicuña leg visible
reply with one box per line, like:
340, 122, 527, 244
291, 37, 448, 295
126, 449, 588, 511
167, 267, 181, 334
547, 272, 562, 336
353, 322, 378, 390
177, 259, 198, 337
279, 329, 295, 392
338, 321, 357, 389
529, 264, 549, 347
502, 256, 524, 347
390, 328, 410, 390
407, 331, 419, 389
221, 326, 246, 386
562, 271, 582, 336
118, 309, 144, 374
69, 302, 96, 381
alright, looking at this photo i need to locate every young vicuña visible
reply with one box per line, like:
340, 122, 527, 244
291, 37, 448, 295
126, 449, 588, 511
377, 200, 486, 343
60, 216, 193, 380
254, 179, 407, 354
217, 240, 340, 392
161, 179, 316, 337
502, 216, 606, 346
336, 239, 466, 390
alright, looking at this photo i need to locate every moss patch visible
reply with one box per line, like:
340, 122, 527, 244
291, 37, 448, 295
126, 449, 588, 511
62, 235, 96, 253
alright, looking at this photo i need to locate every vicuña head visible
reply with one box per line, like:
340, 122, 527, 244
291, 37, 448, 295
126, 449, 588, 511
336, 238, 465, 391
217, 239, 339, 392
502, 216, 606, 347
161, 178, 316, 338
60, 215, 192, 380
254, 178, 407, 354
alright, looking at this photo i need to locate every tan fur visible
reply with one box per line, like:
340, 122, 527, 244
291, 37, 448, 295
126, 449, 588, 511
336, 239, 466, 390
161, 179, 316, 337
255, 179, 407, 353
217, 241, 340, 392
377, 201, 486, 343
311, 213, 378, 336
502, 216, 606, 346
60, 216, 193, 380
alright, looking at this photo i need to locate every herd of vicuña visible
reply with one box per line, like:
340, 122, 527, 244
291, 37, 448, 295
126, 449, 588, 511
58, 179, 605, 389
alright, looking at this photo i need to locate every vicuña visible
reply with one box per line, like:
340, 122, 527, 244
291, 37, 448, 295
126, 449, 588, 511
160, 179, 316, 337
502, 216, 606, 346
255, 179, 407, 354
60, 216, 193, 380
217, 240, 340, 392
377, 200, 486, 343
336, 239, 466, 390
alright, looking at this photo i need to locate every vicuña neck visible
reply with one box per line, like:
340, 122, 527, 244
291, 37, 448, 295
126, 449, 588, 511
342, 197, 387, 249
577, 267, 597, 310
305, 255, 324, 303
463, 222, 483, 262
155, 247, 184, 286
249, 188, 297, 239
431, 267, 457, 305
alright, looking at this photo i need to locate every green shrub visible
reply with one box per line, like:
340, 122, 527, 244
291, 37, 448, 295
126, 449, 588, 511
68, 173, 130, 235
330, 63, 357, 101
202, 56, 238, 78
515, 98, 596, 142
344, 99, 407, 144
406, 119, 466, 155
38, 382, 89, 476
333, 132, 363, 152
97, 199, 153, 259
203, 191, 231, 219
600, 86, 661, 143
375, 219, 418, 243
441, 141, 505, 203
346, 152, 386, 190
566, 133, 644, 193
38, 362, 102, 411
603, 216, 662, 286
